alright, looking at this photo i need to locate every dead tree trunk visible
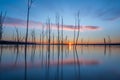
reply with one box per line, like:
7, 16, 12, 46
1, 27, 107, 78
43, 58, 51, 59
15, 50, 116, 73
31, 29, 36, 44
76, 11, 80, 45
25, 0, 33, 44
61, 17, 63, 45
56, 15, 60, 45
104, 38, 106, 45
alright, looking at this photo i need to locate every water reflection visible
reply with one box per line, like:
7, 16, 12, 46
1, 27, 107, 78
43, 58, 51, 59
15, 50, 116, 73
14, 45, 19, 65
0, 45, 120, 80
104, 45, 106, 55
103, 45, 112, 56
24, 44, 27, 80
0, 45, 3, 64
31, 45, 36, 63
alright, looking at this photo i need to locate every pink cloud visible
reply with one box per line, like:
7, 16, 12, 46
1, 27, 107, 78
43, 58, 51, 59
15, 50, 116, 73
4, 17, 43, 29
4, 17, 102, 31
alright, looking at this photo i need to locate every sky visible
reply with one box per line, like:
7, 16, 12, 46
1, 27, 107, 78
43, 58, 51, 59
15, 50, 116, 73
0, 0, 120, 43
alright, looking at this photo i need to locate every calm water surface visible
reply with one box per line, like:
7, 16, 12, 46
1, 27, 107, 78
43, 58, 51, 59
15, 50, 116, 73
0, 45, 120, 80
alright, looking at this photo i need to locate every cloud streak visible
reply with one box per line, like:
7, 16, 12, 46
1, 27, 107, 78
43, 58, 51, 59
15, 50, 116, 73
4, 17, 101, 31
4, 17, 43, 28
95, 8, 120, 21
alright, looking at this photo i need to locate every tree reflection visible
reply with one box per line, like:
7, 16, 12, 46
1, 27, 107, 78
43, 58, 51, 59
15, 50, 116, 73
0, 45, 3, 64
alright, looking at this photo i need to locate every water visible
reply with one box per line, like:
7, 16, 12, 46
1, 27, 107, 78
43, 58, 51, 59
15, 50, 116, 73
0, 45, 120, 80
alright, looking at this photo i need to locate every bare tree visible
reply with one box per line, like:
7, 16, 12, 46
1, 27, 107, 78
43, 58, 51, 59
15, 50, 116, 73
15, 27, 24, 43
31, 29, 36, 43
61, 17, 63, 45
56, 14, 60, 45
65, 36, 68, 44
76, 11, 80, 45
0, 12, 6, 40
12, 32, 16, 41
24, 1, 34, 80
108, 36, 111, 44
104, 38, 106, 45
53, 33, 54, 45
42, 25, 44, 45
25, 0, 34, 44
73, 15, 77, 45
40, 33, 41, 44
47, 18, 51, 45
25, 1, 34, 79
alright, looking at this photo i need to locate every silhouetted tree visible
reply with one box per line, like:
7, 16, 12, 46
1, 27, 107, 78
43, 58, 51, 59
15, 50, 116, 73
61, 17, 63, 45
104, 38, 106, 45
74, 15, 77, 45
65, 36, 68, 44
31, 29, 36, 43
40, 33, 41, 44
25, 1, 34, 80
25, 0, 34, 44
53, 33, 54, 44
47, 18, 51, 45
42, 25, 45, 44
108, 36, 111, 44
76, 11, 80, 45
56, 14, 60, 44
15, 27, 24, 43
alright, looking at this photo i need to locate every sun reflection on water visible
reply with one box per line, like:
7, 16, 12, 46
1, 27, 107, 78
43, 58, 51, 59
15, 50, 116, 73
69, 42, 72, 51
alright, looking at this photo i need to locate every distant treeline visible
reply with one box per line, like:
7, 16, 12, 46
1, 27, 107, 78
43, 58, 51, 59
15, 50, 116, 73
0, 40, 120, 45
0, 40, 36, 45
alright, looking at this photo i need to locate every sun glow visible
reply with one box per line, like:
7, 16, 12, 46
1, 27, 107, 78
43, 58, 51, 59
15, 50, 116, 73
68, 42, 72, 51
69, 42, 72, 45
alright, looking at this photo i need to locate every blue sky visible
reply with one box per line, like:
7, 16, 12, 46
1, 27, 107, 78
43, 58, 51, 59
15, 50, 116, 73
0, 0, 120, 43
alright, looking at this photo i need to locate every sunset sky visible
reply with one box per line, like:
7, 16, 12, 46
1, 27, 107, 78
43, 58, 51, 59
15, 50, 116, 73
0, 0, 120, 43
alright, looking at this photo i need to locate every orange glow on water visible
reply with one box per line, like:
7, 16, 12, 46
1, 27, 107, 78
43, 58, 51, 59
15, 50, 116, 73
68, 42, 72, 51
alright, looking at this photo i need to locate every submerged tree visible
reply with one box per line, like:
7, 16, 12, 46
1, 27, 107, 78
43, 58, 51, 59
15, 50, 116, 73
108, 36, 111, 44
61, 17, 64, 45
76, 11, 80, 45
104, 38, 106, 45
56, 14, 60, 44
74, 15, 77, 45
25, 0, 34, 44
0, 12, 6, 40
24, 1, 34, 80
15, 27, 24, 43
31, 29, 36, 43
47, 17, 51, 45
42, 25, 45, 44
